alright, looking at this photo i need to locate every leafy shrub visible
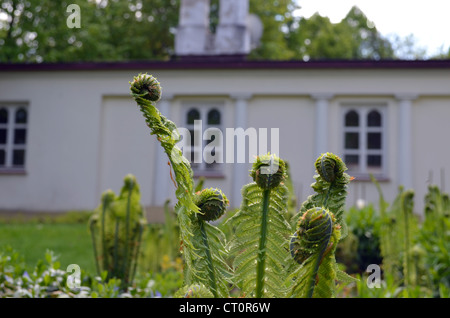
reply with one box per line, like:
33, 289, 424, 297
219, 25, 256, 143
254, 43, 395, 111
0, 246, 182, 298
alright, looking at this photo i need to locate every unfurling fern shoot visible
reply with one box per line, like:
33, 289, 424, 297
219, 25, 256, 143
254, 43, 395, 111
295, 152, 352, 236
130, 73, 230, 297
191, 188, 231, 297
89, 174, 146, 290
227, 153, 291, 298
288, 153, 356, 298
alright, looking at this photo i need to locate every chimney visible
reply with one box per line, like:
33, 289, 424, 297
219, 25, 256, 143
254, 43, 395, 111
174, 0, 252, 59
175, 0, 211, 56
214, 0, 250, 55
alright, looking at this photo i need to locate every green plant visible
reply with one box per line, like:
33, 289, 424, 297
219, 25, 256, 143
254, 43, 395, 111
288, 153, 356, 298
418, 185, 450, 297
130, 74, 355, 298
130, 73, 231, 297
371, 178, 421, 294
226, 154, 291, 297
89, 174, 146, 290
339, 204, 382, 274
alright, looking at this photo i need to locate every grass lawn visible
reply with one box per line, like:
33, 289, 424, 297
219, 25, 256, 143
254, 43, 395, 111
0, 223, 96, 275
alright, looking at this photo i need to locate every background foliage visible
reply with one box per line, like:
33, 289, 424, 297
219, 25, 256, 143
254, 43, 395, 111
1, 0, 446, 63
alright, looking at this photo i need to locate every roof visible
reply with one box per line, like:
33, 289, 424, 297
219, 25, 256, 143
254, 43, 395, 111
2, 58, 450, 72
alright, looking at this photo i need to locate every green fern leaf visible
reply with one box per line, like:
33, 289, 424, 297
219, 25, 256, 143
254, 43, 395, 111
130, 74, 230, 297
293, 152, 352, 237
227, 154, 291, 298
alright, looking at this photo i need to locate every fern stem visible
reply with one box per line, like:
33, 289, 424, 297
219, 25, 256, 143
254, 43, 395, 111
402, 195, 410, 295
305, 239, 329, 298
256, 188, 271, 298
122, 182, 133, 288
89, 219, 101, 276
199, 219, 218, 298
101, 198, 108, 275
322, 183, 333, 208
112, 219, 120, 279
130, 223, 144, 285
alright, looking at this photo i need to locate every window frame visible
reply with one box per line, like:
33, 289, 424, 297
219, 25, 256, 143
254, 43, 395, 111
0, 104, 28, 173
182, 101, 225, 177
341, 104, 388, 179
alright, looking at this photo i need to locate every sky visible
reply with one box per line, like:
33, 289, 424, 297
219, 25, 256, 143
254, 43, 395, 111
294, 0, 450, 57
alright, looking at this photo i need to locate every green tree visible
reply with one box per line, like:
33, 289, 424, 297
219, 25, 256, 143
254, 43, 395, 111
247, 0, 299, 60
287, 6, 395, 60
0, 0, 179, 62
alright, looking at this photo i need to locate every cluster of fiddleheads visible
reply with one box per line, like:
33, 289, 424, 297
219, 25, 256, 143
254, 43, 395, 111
130, 74, 355, 298
89, 174, 146, 290
288, 153, 355, 297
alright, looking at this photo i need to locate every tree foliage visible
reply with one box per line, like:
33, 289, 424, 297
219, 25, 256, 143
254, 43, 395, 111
0, 0, 179, 62
0, 1, 442, 63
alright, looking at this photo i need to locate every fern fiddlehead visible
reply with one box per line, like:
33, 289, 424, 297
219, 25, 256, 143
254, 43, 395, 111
227, 153, 291, 298
130, 73, 230, 297
192, 188, 231, 297
288, 152, 355, 298
289, 207, 337, 298
295, 152, 352, 236
89, 174, 146, 290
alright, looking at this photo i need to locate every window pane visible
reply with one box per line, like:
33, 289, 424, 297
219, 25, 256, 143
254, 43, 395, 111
367, 132, 381, 149
345, 132, 359, 149
367, 110, 381, 127
14, 129, 27, 144
0, 149, 5, 166
345, 110, 359, 127
0, 108, 7, 124
345, 155, 359, 171
13, 149, 25, 166
207, 109, 221, 125
15, 108, 27, 124
188, 129, 201, 147
0, 129, 6, 144
187, 109, 200, 125
367, 155, 382, 167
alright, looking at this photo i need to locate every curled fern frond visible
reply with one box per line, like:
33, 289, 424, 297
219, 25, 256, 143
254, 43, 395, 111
250, 153, 286, 190
295, 152, 352, 237
290, 207, 333, 265
227, 153, 291, 298
288, 207, 343, 298
89, 174, 146, 290
287, 152, 357, 298
194, 188, 229, 222
315, 152, 345, 183
131, 74, 230, 297
130, 73, 162, 102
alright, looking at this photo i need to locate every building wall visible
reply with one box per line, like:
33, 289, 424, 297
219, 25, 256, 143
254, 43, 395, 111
1, 67, 450, 215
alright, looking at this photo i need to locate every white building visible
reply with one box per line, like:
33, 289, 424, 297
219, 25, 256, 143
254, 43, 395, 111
1, 0, 450, 219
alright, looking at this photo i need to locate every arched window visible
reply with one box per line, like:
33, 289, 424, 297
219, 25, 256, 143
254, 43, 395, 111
367, 110, 381, 127
345, 110, 359, 127
342, 106, 385, 176
15, 108, 27, 124
0, 108, 8, 124
207, 109, 221, 125
183, 104, 224, 174
187, 108, 200, 125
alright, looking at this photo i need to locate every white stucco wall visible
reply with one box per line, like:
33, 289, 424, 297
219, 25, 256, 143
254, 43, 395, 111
1, 65, 450, 215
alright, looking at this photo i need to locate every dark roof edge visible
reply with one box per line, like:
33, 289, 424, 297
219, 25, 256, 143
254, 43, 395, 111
2, 58, 450, 72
